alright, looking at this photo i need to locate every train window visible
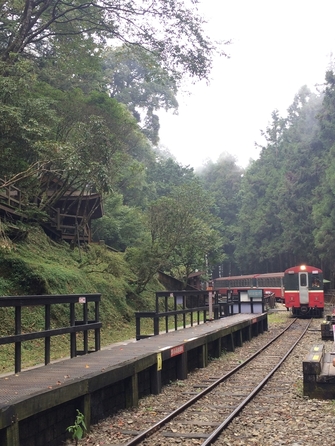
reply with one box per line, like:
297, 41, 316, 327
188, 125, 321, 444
284, 274, 299, 290
311, 276, 321, 288
300, 273, 307, 287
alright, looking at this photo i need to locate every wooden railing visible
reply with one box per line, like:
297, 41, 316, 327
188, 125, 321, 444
0, 180, 23, 211
0, 178, 91, 243
135, 290, 231, 340
46, 205, 90, 242
0, 293, 101, 373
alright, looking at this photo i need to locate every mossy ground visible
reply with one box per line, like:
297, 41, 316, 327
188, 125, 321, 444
0, 223, 161, 373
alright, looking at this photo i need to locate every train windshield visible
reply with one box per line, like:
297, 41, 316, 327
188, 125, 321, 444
284, 274, 298, 291
300, 273, 307, 287
311, 274, 322, 289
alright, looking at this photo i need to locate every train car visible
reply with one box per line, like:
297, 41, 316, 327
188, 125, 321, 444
213, 272, 284, 302
283, 264, 324, 317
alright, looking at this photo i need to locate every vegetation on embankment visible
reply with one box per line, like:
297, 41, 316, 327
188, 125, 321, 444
0, 223, 162, 373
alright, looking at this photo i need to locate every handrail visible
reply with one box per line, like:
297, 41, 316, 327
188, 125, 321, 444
0, 179, 22, 209
0, 293, 101, 373
135, 304, 224, 340
134, 290, 232, 340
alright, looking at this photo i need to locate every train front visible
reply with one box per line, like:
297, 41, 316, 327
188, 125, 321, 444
283, 265, 324, 317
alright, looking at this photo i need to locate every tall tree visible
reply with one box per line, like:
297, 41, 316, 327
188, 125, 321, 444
103, 46, 178, 144
234, 87, 323, 274
0, 60, 58, 183
198, 153, 243, 276
1, 0, 226, 83
312, 71, 335, 280
125, 180, 224, 293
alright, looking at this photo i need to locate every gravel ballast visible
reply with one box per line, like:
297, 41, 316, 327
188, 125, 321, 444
70, 310, 335, 446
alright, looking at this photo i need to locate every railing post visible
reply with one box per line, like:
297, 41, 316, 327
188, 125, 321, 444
56, 208, 61, 230
15, 306, 21, 373
95, 300, 100, 351
135, 313, 141, 340
83, 301, 88, 354
45, 304, 51, 365
153, 315, 159, 336
174, 294, 178, 330
165, 295, 169, 333
70, 302, 76, 358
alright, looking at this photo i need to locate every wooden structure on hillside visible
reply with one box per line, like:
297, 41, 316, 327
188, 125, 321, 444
44, 190, 103, 244
157, 271, 206, 291
0, 178, 103, 244
0, 180, 24, 217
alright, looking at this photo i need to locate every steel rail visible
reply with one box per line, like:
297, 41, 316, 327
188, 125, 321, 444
123, 317, 303, 446
202, 318, 311, 445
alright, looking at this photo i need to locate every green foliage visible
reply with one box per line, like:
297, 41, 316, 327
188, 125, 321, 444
233, 86, 325, 274
198, 153, 244, 276
103, 45, 179, 144
66, 410, 87, 444
0, 60, 59, 181
92, 193, 147, 250
146, 155, 196, 198
1, 0, 225, 83
126, 180, 224, 292
0, 225, 160, 372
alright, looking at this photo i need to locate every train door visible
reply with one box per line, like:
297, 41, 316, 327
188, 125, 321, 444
299, 272, 309, 304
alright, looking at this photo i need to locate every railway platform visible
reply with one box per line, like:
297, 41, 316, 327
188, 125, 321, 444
303, 343, 335, 399
0, 312, 267, 446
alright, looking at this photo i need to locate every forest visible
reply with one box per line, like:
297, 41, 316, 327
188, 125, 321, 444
1, 0, 335, 292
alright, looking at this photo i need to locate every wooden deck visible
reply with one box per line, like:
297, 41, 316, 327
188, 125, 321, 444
0, 178, 102, 244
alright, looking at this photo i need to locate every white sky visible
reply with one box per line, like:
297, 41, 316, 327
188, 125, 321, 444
158, 0, 335, 169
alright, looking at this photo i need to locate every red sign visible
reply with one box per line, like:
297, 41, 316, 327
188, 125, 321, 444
171, 345, 184, 357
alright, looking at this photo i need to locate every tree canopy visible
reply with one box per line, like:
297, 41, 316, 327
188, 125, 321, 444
1, 0, 225, 83
103, 46, 179, 145
4, 1, 335, 291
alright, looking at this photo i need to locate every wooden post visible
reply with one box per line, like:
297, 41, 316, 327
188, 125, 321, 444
125, 374, 139, 408
95, 300, 100, 351
198, 344, 208, 368
213, 337, 221, 358
82, 394, 91, 433
45, 304, 51, 365
235, 330, 243, 347
4, 422, 19, 446
70, 302, 76, 358
14, 307, 21, 374
176, 352, 188, 380
150, 353, 162, 395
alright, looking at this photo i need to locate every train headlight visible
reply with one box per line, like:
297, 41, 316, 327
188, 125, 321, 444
300, 265, 306, 270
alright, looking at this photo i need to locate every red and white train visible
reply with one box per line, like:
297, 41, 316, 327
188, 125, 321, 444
283, 264, 324, 317
213, 271, 285, 302
213, 264, 324, 317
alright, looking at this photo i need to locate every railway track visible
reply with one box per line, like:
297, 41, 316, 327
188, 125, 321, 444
120, 318, 310, 446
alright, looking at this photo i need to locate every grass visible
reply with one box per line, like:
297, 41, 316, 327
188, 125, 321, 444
267, 309, 291, 325
0, 224, 293, 375
0, 225, 161, 373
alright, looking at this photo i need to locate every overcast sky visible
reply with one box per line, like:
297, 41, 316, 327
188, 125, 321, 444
158, 0, 335, 169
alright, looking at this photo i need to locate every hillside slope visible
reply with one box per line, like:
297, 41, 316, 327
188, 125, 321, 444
0, 222, 160, 372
